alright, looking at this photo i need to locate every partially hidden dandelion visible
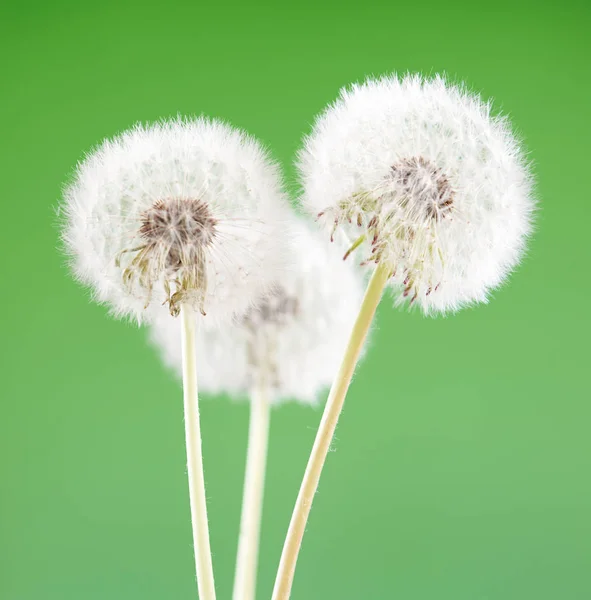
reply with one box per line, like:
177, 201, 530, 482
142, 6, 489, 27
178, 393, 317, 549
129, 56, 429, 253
63, 117, 288, 322
299, 74, 535, 313
150, 215, 365, 600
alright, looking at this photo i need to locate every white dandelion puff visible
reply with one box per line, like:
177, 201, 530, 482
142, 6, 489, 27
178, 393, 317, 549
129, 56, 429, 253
63, 117, 289, 322
298, 73, 535, 314
149, 216, 365, 404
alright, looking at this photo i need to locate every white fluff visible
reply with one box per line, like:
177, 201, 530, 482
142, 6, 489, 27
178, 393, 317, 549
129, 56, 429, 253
149, 218, 365, 404
63, 117, 289, 322
299, 74, 535, 314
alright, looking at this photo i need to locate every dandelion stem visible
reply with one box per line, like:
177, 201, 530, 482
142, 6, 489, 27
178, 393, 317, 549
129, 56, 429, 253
232, 378, 271, 600
271, 263, 391, 600
181, 304, 216, 600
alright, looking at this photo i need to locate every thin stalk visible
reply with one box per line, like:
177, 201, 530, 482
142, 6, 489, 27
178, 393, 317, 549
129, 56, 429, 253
271, 263, 391, 600
181, 304, 217, 600
233, 380, 272, 600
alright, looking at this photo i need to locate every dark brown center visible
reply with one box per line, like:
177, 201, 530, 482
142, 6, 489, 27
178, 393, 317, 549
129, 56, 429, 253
390, 157, 454, 221
139, 197, 217, 250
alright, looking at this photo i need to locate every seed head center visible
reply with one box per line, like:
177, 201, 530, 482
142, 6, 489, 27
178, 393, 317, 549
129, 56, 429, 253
243, 287, 299, 330
390, 156, 454, 221
139, 197, 217, 251
119, 197, 218, 316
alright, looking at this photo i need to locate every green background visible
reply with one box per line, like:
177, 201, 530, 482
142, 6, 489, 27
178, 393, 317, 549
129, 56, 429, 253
1, 1, 590, 598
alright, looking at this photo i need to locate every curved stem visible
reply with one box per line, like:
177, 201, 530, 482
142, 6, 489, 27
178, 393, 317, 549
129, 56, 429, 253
271, 263, 390, 600
233, 381, 271, 600
181, 304, 217, 600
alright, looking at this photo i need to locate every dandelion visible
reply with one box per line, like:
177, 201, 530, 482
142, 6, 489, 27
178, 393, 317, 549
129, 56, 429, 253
300, 74, 534, 313
62, 117, 290, 600
272, 74, 535, 599
64, 117, 286, 322
150, 217, 365, 600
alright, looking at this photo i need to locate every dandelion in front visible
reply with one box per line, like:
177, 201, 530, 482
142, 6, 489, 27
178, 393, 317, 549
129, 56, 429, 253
63, 117, 289, 600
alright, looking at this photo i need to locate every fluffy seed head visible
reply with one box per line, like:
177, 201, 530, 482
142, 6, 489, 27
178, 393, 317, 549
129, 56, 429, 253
150, 218, 366, 404
299, 74, 535, 313
63, 118, 289, 322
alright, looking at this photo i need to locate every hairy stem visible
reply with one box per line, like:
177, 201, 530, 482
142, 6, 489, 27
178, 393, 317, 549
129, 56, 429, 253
232, 380, 271, 600
271, 263, 391, 600
181, 304, 216, 600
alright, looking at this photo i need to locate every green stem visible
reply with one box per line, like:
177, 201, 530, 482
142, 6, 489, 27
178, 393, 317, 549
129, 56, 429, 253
271, 263, 391, 600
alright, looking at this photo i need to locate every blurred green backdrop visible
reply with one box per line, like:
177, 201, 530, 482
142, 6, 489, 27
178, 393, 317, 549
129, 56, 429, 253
1, 1, 590, 599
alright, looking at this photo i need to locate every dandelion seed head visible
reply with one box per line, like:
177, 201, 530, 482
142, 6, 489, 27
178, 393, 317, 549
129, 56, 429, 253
299, 74, 535, 314
63, 117, 289, 322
